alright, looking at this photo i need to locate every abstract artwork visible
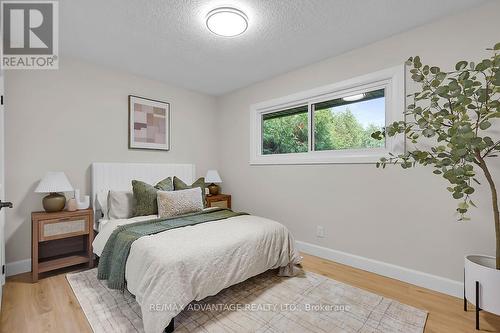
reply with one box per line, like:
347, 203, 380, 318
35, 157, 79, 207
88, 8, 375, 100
128, 95, 170, 151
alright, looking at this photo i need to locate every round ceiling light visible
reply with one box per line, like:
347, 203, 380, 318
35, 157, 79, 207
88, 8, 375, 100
206, 7, 248, 37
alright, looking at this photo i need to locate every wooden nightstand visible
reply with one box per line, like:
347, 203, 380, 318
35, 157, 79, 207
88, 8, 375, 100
31, 208, 94, 282
206, 194, 231, 209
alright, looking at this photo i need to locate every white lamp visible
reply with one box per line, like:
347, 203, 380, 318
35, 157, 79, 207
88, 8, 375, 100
205, 170, 222, 196
35, 172, 74, 212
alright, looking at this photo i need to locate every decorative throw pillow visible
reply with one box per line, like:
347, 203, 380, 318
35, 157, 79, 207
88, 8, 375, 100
108, 190, 134, 220
173, 176, 206, 205
132, 177, 173, 216
157, 188, 204, 218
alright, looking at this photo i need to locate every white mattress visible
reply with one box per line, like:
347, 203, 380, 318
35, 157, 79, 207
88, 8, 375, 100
94, 214, 157, 255
93, 207, 220, 255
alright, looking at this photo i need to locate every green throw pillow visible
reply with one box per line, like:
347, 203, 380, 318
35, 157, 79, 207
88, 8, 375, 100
132, 177, 173, 216
173, 176, 206, 205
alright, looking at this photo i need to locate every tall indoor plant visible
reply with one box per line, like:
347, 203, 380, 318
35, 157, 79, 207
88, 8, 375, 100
372, 42, 500, 268
372, 43, 500, 325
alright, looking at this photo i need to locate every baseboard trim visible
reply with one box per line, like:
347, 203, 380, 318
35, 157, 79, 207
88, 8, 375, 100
296, 240, 463, 298
6, 259, 31, 277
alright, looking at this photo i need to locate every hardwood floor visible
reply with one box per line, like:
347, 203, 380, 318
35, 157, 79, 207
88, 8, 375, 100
301, 254, 500, 333
1, 254, 499, 333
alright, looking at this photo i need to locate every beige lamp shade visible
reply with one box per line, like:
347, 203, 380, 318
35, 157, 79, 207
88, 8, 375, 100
205, 170, 222, 183
35, 172, 74, 193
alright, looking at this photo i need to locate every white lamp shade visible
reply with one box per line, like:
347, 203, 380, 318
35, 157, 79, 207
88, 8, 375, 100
205, 170, 222, 183
35, 172, 74, 193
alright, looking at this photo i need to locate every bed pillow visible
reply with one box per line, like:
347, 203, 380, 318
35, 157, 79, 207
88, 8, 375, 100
173, 176, 206, 205
157, 187, 204, 218
132, 177, 173, 216
96, 190, 109, 220
108, 190, 134, 220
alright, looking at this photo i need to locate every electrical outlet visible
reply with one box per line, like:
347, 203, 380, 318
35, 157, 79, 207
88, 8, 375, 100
316, 226, 325, 238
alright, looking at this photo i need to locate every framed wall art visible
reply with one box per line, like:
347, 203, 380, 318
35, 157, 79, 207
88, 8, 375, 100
128, 95, 170, 151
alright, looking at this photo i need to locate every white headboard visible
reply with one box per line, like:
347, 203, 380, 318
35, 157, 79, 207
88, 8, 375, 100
91, 162, 195, 220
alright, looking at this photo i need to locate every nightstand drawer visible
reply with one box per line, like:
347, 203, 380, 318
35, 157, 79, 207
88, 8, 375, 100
39, 217, 89, 241
206, 194, 231, 209
209, 200, 228, 209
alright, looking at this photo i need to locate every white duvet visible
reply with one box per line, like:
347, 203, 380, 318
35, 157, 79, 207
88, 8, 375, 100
92, 213, 302, 333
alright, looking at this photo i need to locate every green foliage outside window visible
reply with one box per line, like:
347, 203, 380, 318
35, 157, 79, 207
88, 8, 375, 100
262, 107, 384, 155
262, 112, 308, 154
314, 108, 384, 151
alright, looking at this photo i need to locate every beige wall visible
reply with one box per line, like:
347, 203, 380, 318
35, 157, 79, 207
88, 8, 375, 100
4, 59, 218, 263
215, 2, 500, 281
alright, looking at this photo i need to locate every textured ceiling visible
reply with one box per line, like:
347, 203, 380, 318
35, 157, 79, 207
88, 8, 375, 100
61, 0, 489, 96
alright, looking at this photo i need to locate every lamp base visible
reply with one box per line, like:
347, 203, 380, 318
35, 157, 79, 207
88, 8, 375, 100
42, 192, 66, 212
208, 183, 220, 196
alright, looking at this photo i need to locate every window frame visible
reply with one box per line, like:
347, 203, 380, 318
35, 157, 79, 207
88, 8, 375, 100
250, 65, 406, 165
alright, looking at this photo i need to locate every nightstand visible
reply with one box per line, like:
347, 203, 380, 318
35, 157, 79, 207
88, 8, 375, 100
31, 208, 94, 282
206, 194, 231, 209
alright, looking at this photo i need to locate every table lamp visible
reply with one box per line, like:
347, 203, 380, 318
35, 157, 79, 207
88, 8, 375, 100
35, 172, 74, 212
205, 170, 222, 196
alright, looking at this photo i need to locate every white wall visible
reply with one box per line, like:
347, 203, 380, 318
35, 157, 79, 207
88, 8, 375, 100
4, 58, 218, 264
216, 1, 500, 284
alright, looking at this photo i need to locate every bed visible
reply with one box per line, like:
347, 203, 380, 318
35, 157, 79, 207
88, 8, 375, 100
90, 162, 301, 333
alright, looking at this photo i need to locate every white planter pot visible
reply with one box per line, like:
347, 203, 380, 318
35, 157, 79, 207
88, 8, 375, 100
465, 255, 500, 315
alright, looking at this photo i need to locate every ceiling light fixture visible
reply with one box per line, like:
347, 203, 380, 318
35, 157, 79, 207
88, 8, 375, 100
342, 93, 365, 102
206, 7, 248, 37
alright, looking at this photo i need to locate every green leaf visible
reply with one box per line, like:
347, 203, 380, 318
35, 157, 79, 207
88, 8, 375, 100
422, 128, 435, 137
455, 61, 468, 71
412, 74, 424, 82
431, 79, 440, 87
435, 86, 449, 96
464, 187, 475, 194
475, 62, 487, 71
414, 56, 422, 68
371, 131, 384, 140
494, 42, 500, 51
479, 121, 491, 130
494, 70, 500, 86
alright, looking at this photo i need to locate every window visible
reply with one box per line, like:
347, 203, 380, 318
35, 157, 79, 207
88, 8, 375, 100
313, 89, 385, 151
250, 66, 405, 164
262, 105, 308, 155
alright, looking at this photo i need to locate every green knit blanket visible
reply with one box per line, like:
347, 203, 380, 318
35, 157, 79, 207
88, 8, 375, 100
97, 208, 248, 290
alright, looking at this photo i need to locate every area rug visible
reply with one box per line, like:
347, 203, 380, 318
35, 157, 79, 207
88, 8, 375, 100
66, 268, 427, 333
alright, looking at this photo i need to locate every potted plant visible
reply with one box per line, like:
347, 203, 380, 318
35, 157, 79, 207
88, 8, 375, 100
371, 43, 499, 329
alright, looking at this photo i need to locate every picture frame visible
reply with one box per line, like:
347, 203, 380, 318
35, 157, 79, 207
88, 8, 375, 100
128, 95, 170, 151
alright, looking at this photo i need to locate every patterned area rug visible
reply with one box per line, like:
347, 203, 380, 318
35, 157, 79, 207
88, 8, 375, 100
66, 268, 427, 333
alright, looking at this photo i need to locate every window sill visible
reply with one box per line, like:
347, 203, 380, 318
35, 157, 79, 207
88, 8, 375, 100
250, 148, 397, 165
